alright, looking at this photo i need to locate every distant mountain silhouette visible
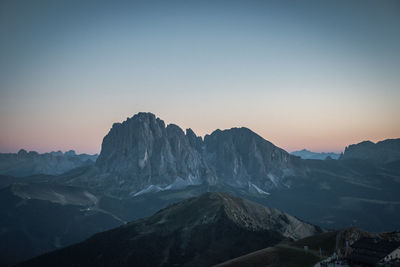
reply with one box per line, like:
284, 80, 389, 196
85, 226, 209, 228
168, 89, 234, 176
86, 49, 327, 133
291, 149, 340, 160
17, 192, 321, 267
340, 139, 400, 163
0, 150, 97, 177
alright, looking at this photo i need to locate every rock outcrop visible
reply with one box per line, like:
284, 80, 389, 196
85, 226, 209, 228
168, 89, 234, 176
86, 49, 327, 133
96, 113, 214, 196
94, 113, 296, 197
340, 138, 400, 163
204, 127, 293, 190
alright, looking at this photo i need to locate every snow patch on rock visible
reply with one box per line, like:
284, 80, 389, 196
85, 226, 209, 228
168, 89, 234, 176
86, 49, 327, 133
249, 182, 270, 195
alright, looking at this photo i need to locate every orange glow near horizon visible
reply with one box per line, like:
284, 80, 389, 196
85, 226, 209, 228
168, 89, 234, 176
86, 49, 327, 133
1, 1, 399, 155
1, 110, 399, 154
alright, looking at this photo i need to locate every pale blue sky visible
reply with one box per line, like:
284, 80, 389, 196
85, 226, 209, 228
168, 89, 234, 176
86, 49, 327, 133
1, 0, 399, 153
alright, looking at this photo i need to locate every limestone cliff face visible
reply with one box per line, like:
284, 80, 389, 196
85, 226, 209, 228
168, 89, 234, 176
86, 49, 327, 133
204, 127, 293, 190
95, 113, 295, 196
96, 113, 214, 195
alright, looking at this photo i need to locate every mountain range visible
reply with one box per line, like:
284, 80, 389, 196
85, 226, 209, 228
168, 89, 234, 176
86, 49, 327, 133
56, 113, 400, 232
0, 150, 97, 177
0, 112, 399, 266
64, 113, 296, 198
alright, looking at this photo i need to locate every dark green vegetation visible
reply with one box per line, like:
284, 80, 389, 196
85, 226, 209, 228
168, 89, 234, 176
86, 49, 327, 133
215, 227, 396, 267
274, 246, 321, 267
214, 230, 342, 267
291, 230, 339, 256
214, 243, 322, 267
16, 193, 321, 267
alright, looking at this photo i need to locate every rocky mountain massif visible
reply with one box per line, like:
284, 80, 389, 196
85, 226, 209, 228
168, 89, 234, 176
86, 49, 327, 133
76, 112, 295, 197
17, 193, 322, 267
0, 150, 97, 177
88, 113, 400, 199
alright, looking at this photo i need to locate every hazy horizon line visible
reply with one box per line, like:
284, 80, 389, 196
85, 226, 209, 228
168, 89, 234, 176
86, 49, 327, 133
3, 131, 399, 155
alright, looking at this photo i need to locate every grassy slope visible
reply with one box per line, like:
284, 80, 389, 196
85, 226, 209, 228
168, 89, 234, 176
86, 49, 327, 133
275, 245, 321, 267
214, 245, 321, 267
291, 230, 339, 256
215, 231, 340, 267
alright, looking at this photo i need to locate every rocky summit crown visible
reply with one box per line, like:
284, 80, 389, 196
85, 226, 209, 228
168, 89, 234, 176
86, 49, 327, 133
92, 112, 296, 197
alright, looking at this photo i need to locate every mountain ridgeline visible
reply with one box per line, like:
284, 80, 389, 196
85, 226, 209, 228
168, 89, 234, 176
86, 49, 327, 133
94, 112, 295, 197
17, 192, 322, 267
340, 139, 400, 163
0, 150, 97, 177
290, 149, 340, 160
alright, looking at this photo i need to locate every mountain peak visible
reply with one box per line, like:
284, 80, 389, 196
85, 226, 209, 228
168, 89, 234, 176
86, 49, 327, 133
17, 149, 28, 155
142, 192, 320, 238
95, 112, 211, 197
88, 113, 295, 197
206, 126, 262, 139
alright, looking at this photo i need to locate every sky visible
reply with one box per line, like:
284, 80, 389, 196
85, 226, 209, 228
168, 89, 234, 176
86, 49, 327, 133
1, 0, 400, 154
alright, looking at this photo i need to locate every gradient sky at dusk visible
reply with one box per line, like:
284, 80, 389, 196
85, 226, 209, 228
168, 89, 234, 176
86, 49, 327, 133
1, 0, 400, 154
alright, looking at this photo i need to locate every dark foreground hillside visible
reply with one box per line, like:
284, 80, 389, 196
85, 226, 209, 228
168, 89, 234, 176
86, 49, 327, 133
215, 227, 400, 267
17, 192, 321, 267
